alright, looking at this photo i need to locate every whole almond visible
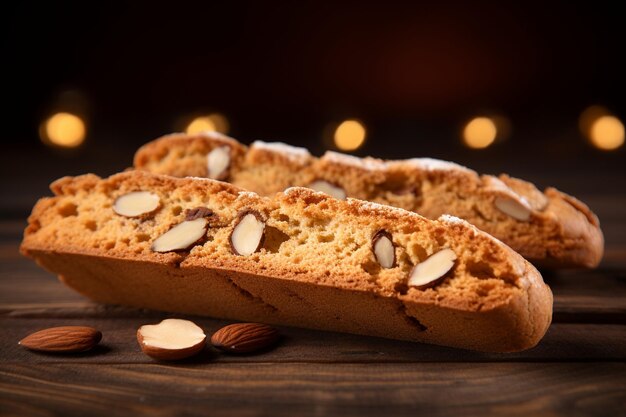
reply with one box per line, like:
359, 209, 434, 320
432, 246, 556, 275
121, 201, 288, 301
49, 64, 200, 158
211, 323, 280, 354
19, 326, 102, 353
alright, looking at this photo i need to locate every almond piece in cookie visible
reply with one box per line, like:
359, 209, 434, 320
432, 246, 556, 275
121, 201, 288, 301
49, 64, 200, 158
207, 146, 231, 180
408, 248, 457, 289
151, 218, 208, 252
308, 180, 346, 200
113, 191, 160, 218
494, 196, 532, 221
372, 230, 396, 268
230, 210, 265, 256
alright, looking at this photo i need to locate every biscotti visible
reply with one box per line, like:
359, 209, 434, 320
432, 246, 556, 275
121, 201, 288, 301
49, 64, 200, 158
134, 132, 604, 268
21, 171, 552, 352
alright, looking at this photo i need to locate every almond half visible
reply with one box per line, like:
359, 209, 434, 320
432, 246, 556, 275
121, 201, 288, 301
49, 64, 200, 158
19, 326, 102, 353
372, 230, 396, 269
408, 248, 457, 289
151, 217, 208, 252
308, 180, 347, 200
137, 318, 206, 360
494, 196, 532, 221
113, 191, 160, 218
211, 323, 280, 354
229, 210, 265, 256
207, 146, 231, 180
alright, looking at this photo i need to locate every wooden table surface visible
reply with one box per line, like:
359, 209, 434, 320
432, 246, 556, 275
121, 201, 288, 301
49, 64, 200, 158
1, 193, 625, 417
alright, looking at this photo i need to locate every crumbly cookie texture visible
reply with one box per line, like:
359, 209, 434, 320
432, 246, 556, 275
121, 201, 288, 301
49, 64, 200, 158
21, 170, 552, 352
134, 132, 604, 268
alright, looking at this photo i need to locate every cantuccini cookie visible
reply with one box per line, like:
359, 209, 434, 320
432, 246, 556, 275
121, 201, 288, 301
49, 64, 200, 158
134, 132, 604, 268
21, 171, 552, 352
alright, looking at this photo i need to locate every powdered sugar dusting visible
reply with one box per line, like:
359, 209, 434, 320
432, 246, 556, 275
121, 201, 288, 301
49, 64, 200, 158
356, 200, 422, 218
185, 176, 213, 182
357, 200, 391, 212
283, 186, 324, 197
438, 214, 481, 237
403, 158, 474, 173
237, 191, 259, 199
251, 141, 311, 165
322, 151, 386, 171
438, 214, 467, 225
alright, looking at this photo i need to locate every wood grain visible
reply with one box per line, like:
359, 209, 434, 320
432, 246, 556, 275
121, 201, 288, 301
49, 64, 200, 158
1, 363, 625, 417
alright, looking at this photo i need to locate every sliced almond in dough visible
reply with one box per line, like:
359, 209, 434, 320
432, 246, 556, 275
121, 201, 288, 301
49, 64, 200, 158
207, 146, 231, 180
408, 248, 457, 289
151, 218, 208, 252
494, 196, 532, 221
113, 191, 160, 217
372, 230, 395, 269
308, 180, 346, 200
499, 175, 548, 211
230, 210, 266, 256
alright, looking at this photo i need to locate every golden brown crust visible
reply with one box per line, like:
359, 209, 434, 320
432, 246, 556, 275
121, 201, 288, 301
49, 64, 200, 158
134, 133, 604, 268
21, 171, 552, 352
134, 132, 248, 179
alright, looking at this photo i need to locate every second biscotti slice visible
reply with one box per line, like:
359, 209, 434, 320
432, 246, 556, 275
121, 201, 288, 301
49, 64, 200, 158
21, 171, 552, 352
134, 132, 604, 268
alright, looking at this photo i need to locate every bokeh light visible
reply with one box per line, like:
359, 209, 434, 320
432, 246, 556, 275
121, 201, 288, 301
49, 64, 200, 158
185, 113, 230, 135
590, 115, 625, 151
40, 112, 86, 148
186, 117, 216, 134
463, 117, 497, 149
334, 119, 366, 151
579, 105, 609, 138
580, 106, 624, 151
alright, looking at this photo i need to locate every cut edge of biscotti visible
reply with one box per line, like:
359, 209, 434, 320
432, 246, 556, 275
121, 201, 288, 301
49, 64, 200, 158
133, 132, 604, 269
21, 170, 552, 352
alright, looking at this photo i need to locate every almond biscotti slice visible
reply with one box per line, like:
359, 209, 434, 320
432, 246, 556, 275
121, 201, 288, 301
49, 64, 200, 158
134, 132, 604, 268
21, 170, 552, 352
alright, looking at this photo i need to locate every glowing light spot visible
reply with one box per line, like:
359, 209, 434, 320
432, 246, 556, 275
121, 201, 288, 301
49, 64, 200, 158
40, 112, 86, 148
185, 113, 229, 135
590, 115, 624, 151
186, 117, 216, 134
463, 117, 497, 149
208, 113, 229, 133
334, 120, 366, 151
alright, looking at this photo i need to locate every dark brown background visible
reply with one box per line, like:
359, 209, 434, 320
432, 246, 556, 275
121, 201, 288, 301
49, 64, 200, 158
2, 1, 625, 211
1, 2, 625, 416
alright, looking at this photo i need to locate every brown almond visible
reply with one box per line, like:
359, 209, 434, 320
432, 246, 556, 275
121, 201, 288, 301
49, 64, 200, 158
185, 207, 215, 221
19, 326, 102, 353
211, 323, 279, 354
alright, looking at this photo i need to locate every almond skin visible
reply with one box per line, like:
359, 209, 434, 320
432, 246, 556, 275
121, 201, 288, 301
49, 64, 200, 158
136, 319, 206, 361
137, 332, 206, 361
19, 326, 102, 353
211, 323, 280, 354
